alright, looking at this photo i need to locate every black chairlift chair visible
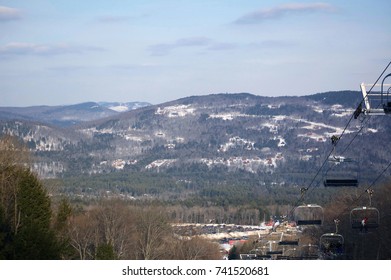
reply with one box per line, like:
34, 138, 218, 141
293, 188, 324, 225
320, 219, 344, 259
300, 244, 319, 260
324, 136, 359, 187
320, 233, 344, 256
350, 206, 380, 231
283, 248, 302, 260
350, 189, 380, 232
266, 241, 283, 255
324, 179, 358, 187
278, 232, 299, 246
323, 156, 359, 187
278, 240, 299, 246
294, 204, 324, 226
250, 248, 272, 260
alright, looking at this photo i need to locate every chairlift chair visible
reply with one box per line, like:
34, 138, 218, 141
360, 73, 391, 116
323, 156, 359, 187
299, 244, 319, 260
266, 241, 283, 255
278, 232, 299, 246
278, 240, 299, 246
351, 189, 380, 231
239, 254, 257, 260
283, 248, 302, 260
276, 255, 289, 260
294, 204, 324, 226
350, 206, 380, 230
319, 219, 344, 258
251, 247, 272, 260
320, 233, 344, 257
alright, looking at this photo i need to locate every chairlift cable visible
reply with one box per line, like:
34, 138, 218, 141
311, 61, 390, 189
286, 62, 391, 259
367, 160, 391, 190
326, 60, 391, 175
287, 61, 391, 220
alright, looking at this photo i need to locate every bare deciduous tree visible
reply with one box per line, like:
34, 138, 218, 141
169, 237, 222, 260
68, 212, 97, 260
132, 206, 172, 260
91, 200, 134, 259
0, 135, 32, 235
0, 136, 31, 235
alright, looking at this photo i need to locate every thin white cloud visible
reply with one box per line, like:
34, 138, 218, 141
148, 36, 211, 56
0, 42, 104, 57
207, 42, 237, 51
0, 6, 22, 21
148, 37, 246, 56
235, 2, 336, 24
248, 40, 295, 48
175, 37, 211, 47
95, 13, 149, 24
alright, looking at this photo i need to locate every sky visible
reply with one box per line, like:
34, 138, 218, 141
0, 0, 390, 106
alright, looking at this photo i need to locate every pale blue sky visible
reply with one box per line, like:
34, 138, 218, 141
0, 0, 390, 106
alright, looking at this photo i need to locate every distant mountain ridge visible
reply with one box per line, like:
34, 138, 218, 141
98, 101, 151, 112
1, 91, 390, 191
0, 101, 152, 127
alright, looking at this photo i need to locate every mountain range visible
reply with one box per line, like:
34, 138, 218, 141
0, 101, 151, 127
1, 91, 390, 200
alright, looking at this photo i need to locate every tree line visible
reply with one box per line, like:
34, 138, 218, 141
0, 136, 221, 260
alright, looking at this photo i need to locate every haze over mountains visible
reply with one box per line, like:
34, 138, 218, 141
0, 101, 151, 127
1, 91, 390, 191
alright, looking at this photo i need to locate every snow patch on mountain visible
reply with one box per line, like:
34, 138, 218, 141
218, 136, 256, 152
209, 112, 250, 121
145, 159, 177, 169
200, 154, 284, 173
99, 102, 151, 112
109, 105, 129, 112
276, 136, 286, 147
156, 105, 195, 117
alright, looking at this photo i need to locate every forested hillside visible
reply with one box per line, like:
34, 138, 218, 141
1, 135, 391, 260
1, 91, 391, 212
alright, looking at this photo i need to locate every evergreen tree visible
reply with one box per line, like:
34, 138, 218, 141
0, 205, 12, 259
54, 198, 73, 233
228, 245, 239, 260
95, 243, 116, 260
54, 198, 75, 259
12, 168, 60, 259
0, 136, 61, 259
